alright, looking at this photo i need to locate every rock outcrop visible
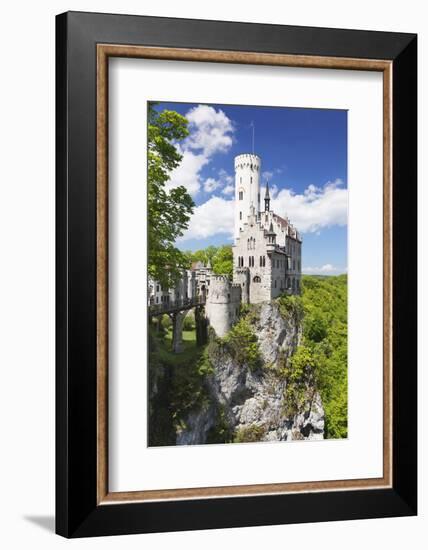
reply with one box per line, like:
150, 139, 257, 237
177, 302, 325, 444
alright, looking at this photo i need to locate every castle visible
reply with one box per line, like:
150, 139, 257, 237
149, 153, 302, 338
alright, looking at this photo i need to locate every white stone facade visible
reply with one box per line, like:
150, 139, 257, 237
233, 153, 302, 304
234, 153, 261, 240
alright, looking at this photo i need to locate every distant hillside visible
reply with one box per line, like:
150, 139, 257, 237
300, 274, 347, 438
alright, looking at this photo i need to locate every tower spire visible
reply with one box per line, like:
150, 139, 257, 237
264, 180, 271, 212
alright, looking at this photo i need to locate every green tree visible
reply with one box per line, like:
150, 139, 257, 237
212, 245, 233, 277
148, 103, 194, 288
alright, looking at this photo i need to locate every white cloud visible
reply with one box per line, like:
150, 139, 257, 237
166, 105, 234, 197
272, 178, 347, 233
178, 196, 234, 241
185, 105, 234, 156
167, 149, 208, 196
303, 264, 346, 275
203, 177, 222, 193
222, 184, 234, 195
202, 168, 234, 195
262, 170, 274, 181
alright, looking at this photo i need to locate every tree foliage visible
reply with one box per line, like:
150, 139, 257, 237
276, 275, 348, 438
300, 275, 348, 439
148, 103, 194, 288
185, 245, 234, 278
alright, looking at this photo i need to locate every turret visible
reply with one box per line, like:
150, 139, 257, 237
234, 153, 261, 241
264, 181, 271, 212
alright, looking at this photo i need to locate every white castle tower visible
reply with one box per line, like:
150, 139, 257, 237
234, 153, 261, 241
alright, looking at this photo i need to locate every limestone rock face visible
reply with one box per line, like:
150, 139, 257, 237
177, 302, 325, 444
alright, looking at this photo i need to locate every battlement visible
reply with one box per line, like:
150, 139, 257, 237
210, 274, 230, 283
234, 153, 261, 171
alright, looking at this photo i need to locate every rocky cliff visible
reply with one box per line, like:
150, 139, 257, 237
176, 301, 325, 445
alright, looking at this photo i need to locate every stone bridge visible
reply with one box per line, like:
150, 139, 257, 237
149, 296, 207, 352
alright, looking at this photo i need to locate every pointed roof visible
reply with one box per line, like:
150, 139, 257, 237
264, 181, 270, 199
206, 259, 212, 269
267, 221, 275, 234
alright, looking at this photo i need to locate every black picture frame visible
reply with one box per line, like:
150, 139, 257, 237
56, 11, 417, 538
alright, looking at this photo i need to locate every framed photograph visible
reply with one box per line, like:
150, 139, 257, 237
56, 11, 417, 537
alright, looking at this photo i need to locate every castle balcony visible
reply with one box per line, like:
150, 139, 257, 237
266, 243, 288, 256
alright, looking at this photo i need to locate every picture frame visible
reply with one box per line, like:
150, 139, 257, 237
56, 11, 417, 538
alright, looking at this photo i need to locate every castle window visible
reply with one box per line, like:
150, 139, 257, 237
227, 293, 230, 300
298, 260, 301, 271
156, 285, 160, 292
293, 260, 296, 270
259, 255, 262, 267
274, 280, 277, 288
250, 176, 253, 184
156, 297, 159, 303
253, 276, 261, 283
240, 211, 242, 220
239, 191, 243, 200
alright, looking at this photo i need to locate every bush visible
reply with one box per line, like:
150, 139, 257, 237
277, 294, 304, 321
183, 312, 195, 331
161, 314, 172, 330
234, 424, 266, 443
282, 345, 317, 417
304, 312, 328, 342
223, 318, 261, 371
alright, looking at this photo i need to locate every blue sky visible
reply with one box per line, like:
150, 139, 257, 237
154, 102, 347, 275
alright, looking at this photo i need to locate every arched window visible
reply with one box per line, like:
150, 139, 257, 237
253, 276, 261, 283
239, 190, 243, 200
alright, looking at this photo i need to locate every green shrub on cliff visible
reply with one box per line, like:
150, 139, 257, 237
277, 294, 304, 321
223, 317, 261, 372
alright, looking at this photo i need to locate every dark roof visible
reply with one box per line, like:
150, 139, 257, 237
264, 181, 270, 199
